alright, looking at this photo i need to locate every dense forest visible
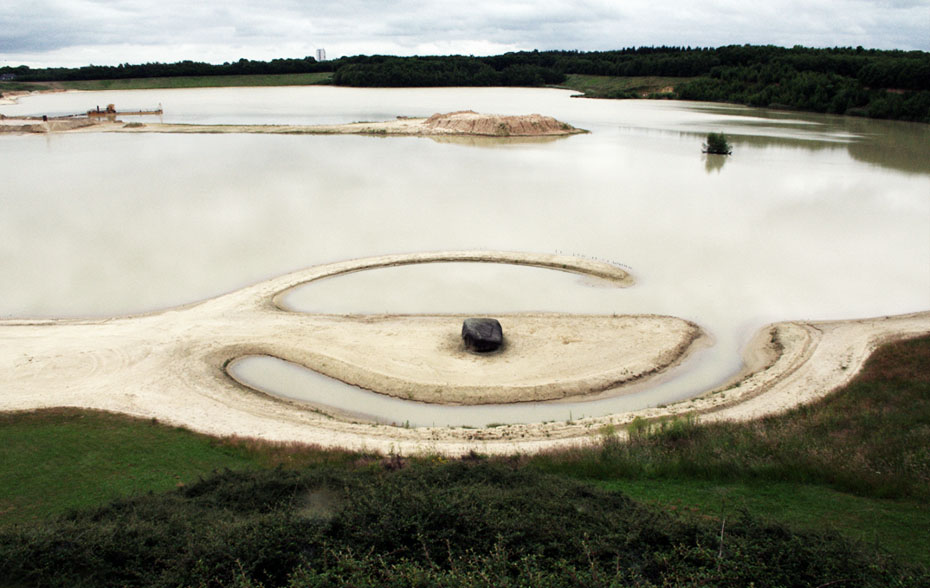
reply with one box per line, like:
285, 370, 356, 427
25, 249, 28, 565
3, 45, 929, 122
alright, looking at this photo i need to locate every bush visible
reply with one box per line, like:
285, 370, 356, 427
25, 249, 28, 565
704, 132, 732, 154
1, 461, 925, 587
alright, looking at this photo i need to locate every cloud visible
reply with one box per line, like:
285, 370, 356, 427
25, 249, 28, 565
1, 0, 926, 68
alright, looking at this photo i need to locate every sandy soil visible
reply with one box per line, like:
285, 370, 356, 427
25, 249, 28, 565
0, 117, 97, 133
2, 252, 928, 456
0, 91, 31, 105
0, 111, 587, 137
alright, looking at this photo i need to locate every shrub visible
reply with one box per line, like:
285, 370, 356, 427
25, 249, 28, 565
704, 132, 732, 154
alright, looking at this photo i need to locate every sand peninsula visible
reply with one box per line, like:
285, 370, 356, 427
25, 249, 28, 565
1, 251, 928, 456
0, 110, 587, 137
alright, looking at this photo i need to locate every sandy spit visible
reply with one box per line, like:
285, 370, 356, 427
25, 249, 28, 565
1, 251, 928, 456
1, 111, 587, 137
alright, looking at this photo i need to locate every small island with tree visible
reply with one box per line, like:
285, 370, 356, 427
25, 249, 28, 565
703, 131, 732, 154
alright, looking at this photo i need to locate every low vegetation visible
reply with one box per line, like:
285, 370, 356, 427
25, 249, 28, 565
1, 73, 331, 95
560, 74, 688, 98
0, 82, 52, 94
2, 462, 924, 587
0, 334, 928, 586
60, 73, 332, 92
534, 334, 930, 502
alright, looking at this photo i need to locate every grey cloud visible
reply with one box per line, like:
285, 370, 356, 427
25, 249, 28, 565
1, 0, 926, 67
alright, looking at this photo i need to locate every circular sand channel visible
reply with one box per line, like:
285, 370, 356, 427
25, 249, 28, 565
244, 253, 700, 405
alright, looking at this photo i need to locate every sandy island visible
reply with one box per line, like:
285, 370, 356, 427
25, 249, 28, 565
0, 110, 587, 137
1, 250, 928, 455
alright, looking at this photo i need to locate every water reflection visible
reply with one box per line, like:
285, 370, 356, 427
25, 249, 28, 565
844, 122, 930, 176
426, 134, 569, 148
4, 87, 926, 175
671, 104, 930, 176
703, 154, 727, 174
278, 262, 627, 315
631, 124, 928, 177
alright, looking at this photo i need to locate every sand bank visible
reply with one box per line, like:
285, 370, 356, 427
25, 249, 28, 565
1, 251, 928, 455
0, 117, 98, 133
0, 111, 587, 137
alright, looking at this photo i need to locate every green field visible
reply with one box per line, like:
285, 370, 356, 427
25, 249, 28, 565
0, 82, 53, 93
0, 410, 360, 526
2, 73, 682, 98
604, 479, 930, 568
1, 334, 928, 585
1, 72, 332, 95
560, 74, 695, 98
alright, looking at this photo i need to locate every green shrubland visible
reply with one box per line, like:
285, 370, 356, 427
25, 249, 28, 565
0, 334, 928, 586
1, 462, 924, 587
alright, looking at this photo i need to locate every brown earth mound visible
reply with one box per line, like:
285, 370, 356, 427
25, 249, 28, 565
423, 110, 584, 136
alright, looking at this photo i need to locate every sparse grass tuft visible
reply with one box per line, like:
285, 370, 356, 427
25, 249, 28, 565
535, 335, 930, 501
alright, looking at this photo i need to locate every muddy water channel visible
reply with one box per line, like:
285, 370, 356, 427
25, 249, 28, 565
2, 87, 928, 426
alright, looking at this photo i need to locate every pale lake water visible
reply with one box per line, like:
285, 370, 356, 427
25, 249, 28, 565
2, 86, 928, 426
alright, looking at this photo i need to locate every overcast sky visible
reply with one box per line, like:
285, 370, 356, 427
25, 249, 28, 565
1, 0, 927, 68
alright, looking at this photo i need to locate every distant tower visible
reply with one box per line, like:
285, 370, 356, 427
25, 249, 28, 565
315, 49, 327, 62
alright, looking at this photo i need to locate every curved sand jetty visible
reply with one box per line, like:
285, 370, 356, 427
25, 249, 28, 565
2, 251, 663, 408
0, 111, 587, 137
1, 251, 928, 455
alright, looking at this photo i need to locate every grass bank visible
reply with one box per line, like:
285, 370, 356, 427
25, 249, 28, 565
4, 74, 684, 98
1, 462, 924, 587
529, 334, 930, 566
560, 74, 694, 98
0, 82, 53, 94
2, 72, 332, 94
531, 334, 930, 500
0, 334, 928, 585
0, 410, 360, 526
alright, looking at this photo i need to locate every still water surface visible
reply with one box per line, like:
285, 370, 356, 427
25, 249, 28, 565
2, 87, 927, 425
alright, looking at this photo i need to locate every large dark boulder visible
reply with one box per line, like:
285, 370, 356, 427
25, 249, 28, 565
462, 318, 503, 352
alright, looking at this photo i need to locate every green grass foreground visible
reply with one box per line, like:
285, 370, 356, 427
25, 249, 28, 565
0, 334, 928, 586
0, 411, 360, 525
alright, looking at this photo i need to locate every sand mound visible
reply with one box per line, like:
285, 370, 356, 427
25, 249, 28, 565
423, 111, 583, 136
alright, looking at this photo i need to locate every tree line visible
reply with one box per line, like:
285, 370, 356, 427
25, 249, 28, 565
3, 45, 928, 122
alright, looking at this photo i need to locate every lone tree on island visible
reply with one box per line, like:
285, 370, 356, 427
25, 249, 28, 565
703, 132, 732, 155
